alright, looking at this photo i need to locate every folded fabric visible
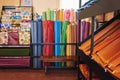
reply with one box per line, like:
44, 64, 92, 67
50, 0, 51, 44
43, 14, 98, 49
64, 10, 70, 21
0, 48, 30, 56
8, 32, 19, 45
0, 56, 30, 67
20, 22, 31, 31
19, 31, 30, 44
50, 10, 54, 21
42, 12, 46, 21
0, 32, 8, 44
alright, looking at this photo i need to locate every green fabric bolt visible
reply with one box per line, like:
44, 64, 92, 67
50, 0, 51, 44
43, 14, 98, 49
50, 10, 54, 21
46, 8, 51, 20
0, 48, 29, 56
60, 21, 69, 66
42, 12, 46, 21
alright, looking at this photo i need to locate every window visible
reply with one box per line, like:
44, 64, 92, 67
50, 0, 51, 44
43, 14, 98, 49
59, 0, 79, 10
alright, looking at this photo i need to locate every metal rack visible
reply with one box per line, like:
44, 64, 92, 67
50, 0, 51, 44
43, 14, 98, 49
78, 0, 120, 80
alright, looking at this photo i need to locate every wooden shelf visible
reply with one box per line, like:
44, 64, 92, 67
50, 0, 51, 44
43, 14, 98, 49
39, 56, 77, 62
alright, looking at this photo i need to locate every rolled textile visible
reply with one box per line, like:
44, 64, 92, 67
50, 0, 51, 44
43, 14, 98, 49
37, 21, 42, 68
54, 20, 61, 66
46, 8, 51, 20
42, 11, 46, 21
0, 32, 8, 44
42, 20, 54, 67
66, 22, 76, 67
60, 21, 69, 66
31, 21, 38, 68
54, 9, 57, 21
50, 10, 54, 21
56, 10, 60, 21
42, 20, 54, 57
70, 9, 74, 22
59, 9, 64, 21
64, 9, 70, 21
8, 32, 19, 45
0, 56, 30, 67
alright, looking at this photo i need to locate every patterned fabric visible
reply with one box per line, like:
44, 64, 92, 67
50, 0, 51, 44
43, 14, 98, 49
0, 32, 8, 44
20, 22, 31, 31
19, 31, 30, 44
8, 32, 19, 45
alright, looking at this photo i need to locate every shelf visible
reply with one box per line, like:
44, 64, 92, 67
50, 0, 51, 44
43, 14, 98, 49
0, 44, 30, 48
78, 0, 120, 19
39, 56, 77, 62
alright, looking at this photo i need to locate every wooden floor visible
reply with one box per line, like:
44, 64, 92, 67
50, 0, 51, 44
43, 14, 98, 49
0, 69, 77, 80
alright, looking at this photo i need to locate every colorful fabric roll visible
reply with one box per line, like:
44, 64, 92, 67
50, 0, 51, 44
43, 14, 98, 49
42, 20, 54, 67
19, 31, 30, 44
37, 21, 42, 56
42, 20, 54, 57
60, 21, 69, 66
56, 10, 60, 21
54, 20, 62, 67
8, 32, 19, 45
0, 56, 30, 67
66, 22, 76, 67
50, 10, 54, 21
0, 32, 8, 44
59, 9, 64, 21
64, 10, 70, 21
70, 9, 74, 22
46, 8, 51, 20
42, 12, 46, 21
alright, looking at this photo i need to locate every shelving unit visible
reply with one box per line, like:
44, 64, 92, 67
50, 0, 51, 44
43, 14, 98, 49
0, 6, 32, 68
78, 0, 120, 80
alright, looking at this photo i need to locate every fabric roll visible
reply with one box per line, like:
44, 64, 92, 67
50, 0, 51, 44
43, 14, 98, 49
19, 31, 30, 44
42, 20, 54, 67
54, 10, 57, 21
56, 10, 60, 21
64, 10, 70, 21
50, 10, 54, 21
0, 32, 8, 44
0, 56, 30, 67
42, 12, 46, 21
42, 20, 54, 57
66, 22, 76, 67
46, 8, 51, 20
84, 22, 90, 39
70, 9, 74, 22
60, 21, 69, 66
54, 20, 61, 67
37, 21, 42, 68
32, 21, 38, 56
8, 32, 19, 45
80, 21, 86, 42
59, 9, 64, 21
31, 21, 38, 68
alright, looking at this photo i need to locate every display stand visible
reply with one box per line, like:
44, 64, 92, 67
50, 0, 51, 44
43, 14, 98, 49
78, 0, 120, 80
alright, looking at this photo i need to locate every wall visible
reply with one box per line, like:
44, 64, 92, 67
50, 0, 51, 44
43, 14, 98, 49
33, 0, 59, 15
0, 0, 59, 15
0, 0, 20, 15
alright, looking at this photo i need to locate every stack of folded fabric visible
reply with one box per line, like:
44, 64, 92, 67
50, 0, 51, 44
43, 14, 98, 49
0, 6, 32, 68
